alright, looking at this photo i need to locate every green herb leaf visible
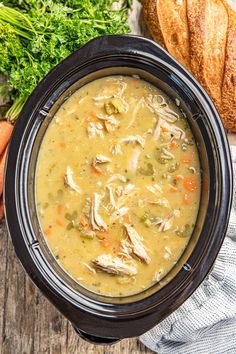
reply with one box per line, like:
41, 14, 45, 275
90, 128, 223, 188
0, 0, 132, 121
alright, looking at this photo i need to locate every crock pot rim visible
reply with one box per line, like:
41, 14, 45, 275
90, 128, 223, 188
4, 35, 233, 338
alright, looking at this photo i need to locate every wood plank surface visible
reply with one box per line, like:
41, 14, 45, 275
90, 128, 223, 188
0, 220, 153, 354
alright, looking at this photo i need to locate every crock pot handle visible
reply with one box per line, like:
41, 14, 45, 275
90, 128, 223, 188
80, 35, 182, 74
73, 326, 120, 345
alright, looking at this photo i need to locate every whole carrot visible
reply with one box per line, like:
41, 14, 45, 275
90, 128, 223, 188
0, 121, 13, 156
0, 147, 8, 197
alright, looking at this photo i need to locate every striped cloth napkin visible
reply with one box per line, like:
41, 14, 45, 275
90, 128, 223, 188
140, 146, 236, 354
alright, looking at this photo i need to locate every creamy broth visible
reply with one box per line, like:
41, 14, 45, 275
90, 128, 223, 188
36, 76, 200, 297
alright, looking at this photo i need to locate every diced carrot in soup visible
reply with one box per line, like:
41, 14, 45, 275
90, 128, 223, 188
91, 165, 103, 175
36, 76, 201, 296
183, 177, 198, 192
57, 204, 64, 215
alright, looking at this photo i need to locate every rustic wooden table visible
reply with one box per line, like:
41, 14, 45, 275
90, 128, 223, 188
0, 1, 235, 353
0, 3, 153, 354
0, 221, 154, 354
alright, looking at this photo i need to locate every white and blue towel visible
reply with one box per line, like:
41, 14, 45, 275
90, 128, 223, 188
140, 146, 236, 354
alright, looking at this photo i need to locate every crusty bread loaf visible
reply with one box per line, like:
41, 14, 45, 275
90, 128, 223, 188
143, 0, 166, 48
221, 0, 236, 131
143, 0, 236, 131
187, 0, 228, 114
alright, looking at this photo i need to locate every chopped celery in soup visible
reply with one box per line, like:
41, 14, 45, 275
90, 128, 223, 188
36, 76, 200, 296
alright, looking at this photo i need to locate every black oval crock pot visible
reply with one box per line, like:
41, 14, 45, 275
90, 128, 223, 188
4, 35, 233, 345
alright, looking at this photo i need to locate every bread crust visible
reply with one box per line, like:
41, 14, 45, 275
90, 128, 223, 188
220, 0, 236, 131
143, 0, 236, 131
156, 0, 191, 70
188, 0, 228, 113
143, 0, 166, 48
186, 0, 205, 80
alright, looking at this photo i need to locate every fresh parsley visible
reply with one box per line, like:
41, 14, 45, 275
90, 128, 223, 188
0, 0, 132, 120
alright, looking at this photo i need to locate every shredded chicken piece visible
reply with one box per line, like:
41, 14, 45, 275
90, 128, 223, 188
106, 185, 116, 209
138, 199, 146, 208
107, 174, 127, 184
129, 149, 141, 172
154, 118, 186, 141
111, 207, 129, 222
83, 263, 96, 274
116, 184, 135, 208
87, 122, 104, 138
96, 114, 120, 132
153, 118, 161, 140
117, 276, 135, 284
153, 268, 164, 282
148, 198, 170, 208
55, 117, 62, 125
107, 184, 134, 204
146, 95, 179, 123
120, 135, 145, 149
96, 113, 112, 121
116, 96, 129, 113
111, 143, 122, 155
91, 254, 137, 276
104, 116, 120, 132
80, 229, 96, 238
106, 166, 114, 174
124, 224, 151, 264
175, 98, 180, 106
64, 167, 81, 194
164, 252, 170, 260
161, 148, 175, 160
98, 79, 127, 98
123, 183, 135, 194
115, 81, 127, 97
158, 209, 180, 232
93, 95, 113, 102
146, 183, 163, 195
127, 97, 145, 128
93, 80, 127, 103
164, 246, 172, 255
90, 193, 107, 231
97, 114, 118, 124
78, 96, 88, 104
106, 184, 134, 221
172, 126, 186, 140
115, 186, 123, 197
143, 128, 153, 138
119, 239, 133, 259
150, 217, 163, 227
93, 154, 111, 165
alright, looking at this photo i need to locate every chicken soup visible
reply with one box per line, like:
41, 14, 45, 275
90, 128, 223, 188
36, 75, 200, 296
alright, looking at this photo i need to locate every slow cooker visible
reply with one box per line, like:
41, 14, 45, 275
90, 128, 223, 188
4, 35, 233, 344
